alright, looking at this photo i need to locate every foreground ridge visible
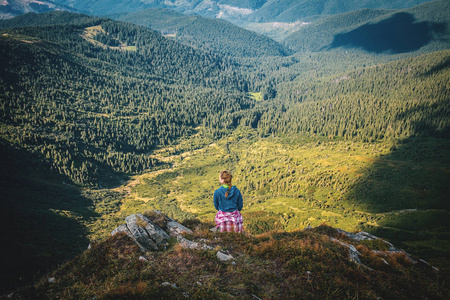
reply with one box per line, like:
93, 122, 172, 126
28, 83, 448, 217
4, 211, 448, 299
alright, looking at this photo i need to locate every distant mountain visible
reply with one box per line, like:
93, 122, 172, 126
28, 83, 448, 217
283, 0, 450, 54
248, 0, 435, 22
0, 0, 76, 20
51, 0, 435, 24
113, 8, 291, 57
0, 10, 99, 27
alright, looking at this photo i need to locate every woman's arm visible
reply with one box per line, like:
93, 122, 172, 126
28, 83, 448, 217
213, 190, 220, 211
237, 190, 243, 211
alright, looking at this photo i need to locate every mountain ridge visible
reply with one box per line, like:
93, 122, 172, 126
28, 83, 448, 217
41, 0, 437, 24
6, 211, 448, 299
283, 0, 450, 53
111, 8, 291, 57
0, 0, 77, 20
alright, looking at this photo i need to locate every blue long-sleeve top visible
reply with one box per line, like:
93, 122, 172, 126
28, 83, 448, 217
214, 185, 243, 212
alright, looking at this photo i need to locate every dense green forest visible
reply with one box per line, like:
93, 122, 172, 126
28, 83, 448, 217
0, 8, 449, 295
255, 50, 450, 141
0, 13, 252, 186
112, 8, 291, 58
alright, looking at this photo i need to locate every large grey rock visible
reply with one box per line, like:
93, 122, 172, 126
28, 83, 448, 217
167, 220, 193, 236
336, 229, 378, 242
125, 214, 159, 251
112, 211, 198, 252
177, 235, 212, 250
217, 251, 234, 261
137, 213, 170, 246
331, 237, 362, 265
111, 224, 129, 236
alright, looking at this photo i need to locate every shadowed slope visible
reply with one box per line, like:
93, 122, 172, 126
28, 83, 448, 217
330, 12, 446, 53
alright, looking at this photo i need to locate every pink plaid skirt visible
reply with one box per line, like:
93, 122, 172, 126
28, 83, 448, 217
215, 210, 244, 233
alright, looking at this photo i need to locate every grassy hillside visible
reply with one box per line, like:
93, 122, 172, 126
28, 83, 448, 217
284, 0, 450, 53
82, 49, 450, 274
12, 224, 450, 299
112, 8, 291, 57
100, 129, 450, 270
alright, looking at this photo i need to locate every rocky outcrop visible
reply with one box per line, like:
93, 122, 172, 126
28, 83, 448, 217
331, 228, 419, 267
112, 212, 169, 251
112, 211, 204, 252
331, 237, 363, 265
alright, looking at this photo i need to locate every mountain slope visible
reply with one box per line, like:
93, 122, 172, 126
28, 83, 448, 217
10, 218, 450, 299
0, 10, 100, 27
249, 0, 435, 22
50, 0, 435, 23
0, 12, 252, 186
112, 8, 291, 57
0, 0, 76, 20
0, 11, 252, 291
0, 139, 93, 293
283, 0, 450, 53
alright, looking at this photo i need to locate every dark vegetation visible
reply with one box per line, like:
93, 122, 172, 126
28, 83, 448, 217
330, 12, 446, 53
284, 0, 450, 53
0, 139, 94, 292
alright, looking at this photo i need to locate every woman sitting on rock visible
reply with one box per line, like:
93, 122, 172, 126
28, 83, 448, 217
214, 170, 244, 233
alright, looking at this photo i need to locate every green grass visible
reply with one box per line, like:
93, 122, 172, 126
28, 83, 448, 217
248, 92, 263, 101
4, 125, 448, 293
81, 127, 450, 273
82, 25, 137, 51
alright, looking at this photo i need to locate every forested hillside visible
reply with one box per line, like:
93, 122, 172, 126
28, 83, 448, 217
283, 0, 450, 53
112, 8, 291, 57
0, 12, 252, 186
252, 50, 450, 141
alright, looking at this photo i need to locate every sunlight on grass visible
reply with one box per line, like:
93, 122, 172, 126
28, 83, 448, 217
88, 127, 395, 236
248, 92, 263, 101
82, 128, 450, 271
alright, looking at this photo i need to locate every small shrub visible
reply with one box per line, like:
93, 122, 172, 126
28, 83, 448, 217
359, 238, 390, 251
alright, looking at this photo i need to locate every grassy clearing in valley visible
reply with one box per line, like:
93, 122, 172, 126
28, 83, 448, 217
86, 127, 450, 270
